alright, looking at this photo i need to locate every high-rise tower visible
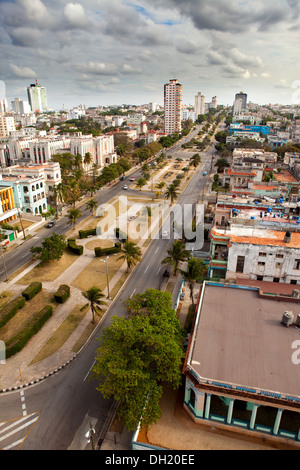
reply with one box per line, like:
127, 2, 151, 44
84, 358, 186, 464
164, 79, 182, 134
234, 91, 247, 110
27, 81, 48, 113
195, 92, 205, 116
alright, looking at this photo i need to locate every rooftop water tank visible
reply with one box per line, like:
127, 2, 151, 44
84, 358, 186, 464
281, 311, 294, 327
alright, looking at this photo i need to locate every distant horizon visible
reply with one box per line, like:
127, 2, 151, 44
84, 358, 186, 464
1, 1, 299, 113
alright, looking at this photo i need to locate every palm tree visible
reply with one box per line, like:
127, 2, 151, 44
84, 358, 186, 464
162, 240, 190, 274
156, 181, 166, 190
181, 258, 207, 308
83, 152, 92, 172
117, 240, 142, 272
67, 208, 82, 228
86, 198, 98, 216
135, 178, 146, 191
164, 183, 178, 205
82, 286, 107, 324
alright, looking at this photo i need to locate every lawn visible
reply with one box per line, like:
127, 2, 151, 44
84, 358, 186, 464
0, 289, 57, 343
17, 251, 79, 284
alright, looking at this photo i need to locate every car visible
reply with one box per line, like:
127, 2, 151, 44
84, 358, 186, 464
203, 171, 207, 176
123, 185, 128, 190
46, 220, 56, 228
120, 175, 126, 181
162, 230, 169, 238
129, 177, 136, 181
162, 269, 170, 278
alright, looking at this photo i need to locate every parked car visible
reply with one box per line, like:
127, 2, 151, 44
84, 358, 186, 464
203, 171, 207, 176
162, 269, 170, 278
46, 220, 56, 228
120, 175, 126, 181
123, 185, 128, 190
129, 177, 136, 181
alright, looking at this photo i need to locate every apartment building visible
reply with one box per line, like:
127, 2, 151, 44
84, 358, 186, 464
0, 174, 47, 215
194, 92, 205, 116
0, 115, 16, 139
164, 79, 182, 135
70, 133, 117, 167
0, 186, 18, 224
27, 82, 48, 113
183, 281, 300, 447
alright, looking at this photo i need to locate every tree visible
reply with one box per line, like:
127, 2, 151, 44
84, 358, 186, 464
214, 157, 229, 173
162, 240, 190, 274
30, 233, 67, 262
135, 177, 147, 191
117, 240, 142, 272
164, 183, 178, 205
86, 198, 98, 215
83, 152, 92, 171
67, 208, 82, 228
91, 289, 185, 430
82, 286, 107, 324
180, 258, 207, 308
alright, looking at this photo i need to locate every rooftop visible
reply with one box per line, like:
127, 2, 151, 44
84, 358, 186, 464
187, 282, 300, 399
211, 226, 300, 248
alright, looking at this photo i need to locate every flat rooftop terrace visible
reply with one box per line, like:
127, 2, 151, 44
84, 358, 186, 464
188, 283, 300, 399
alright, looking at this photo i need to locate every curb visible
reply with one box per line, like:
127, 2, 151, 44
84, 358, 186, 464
0, 354, 77, 394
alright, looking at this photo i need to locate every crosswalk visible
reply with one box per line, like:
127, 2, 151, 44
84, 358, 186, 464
0, 412, 39, 450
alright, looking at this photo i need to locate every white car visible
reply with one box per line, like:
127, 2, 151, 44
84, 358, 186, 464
129, 177, 136, 181
123, 185, 128, 190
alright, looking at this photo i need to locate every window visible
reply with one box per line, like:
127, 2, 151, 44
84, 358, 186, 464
236, 255, 245, 273
258, 261, 265, 266
257, 275, 263, 281
276, 254, 284, 259
275, 262, 282, 269
294, 259, 300, 270
290, 280, 297, 284
273, 277, 280, 282
259, 252, 267, 257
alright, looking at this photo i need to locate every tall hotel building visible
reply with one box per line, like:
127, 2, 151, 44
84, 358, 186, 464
27, 82, 48, 113
164, 79, 182, 134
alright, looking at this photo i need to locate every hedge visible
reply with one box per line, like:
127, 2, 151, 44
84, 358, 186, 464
115, 227, 127, 240
6, 305, 53, 358
94, 242, 121, 257
54, 284, 70, 304
67, 239, 83, 255
78, 228, 97, 239
0, 295, 25, 329
22, 282, 42, 301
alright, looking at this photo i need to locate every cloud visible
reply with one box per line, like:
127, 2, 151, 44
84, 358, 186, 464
63, 2, 89, 29
74, 61, 118, 75
9, 27, 42, 47
9, 63, 37, 78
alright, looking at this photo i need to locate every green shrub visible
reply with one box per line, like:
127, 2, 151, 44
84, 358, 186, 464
22, 282, 42, 301
6, 305, 53, 358
67, 239, 83, 255
0, 296, 25, 329
94, 242, 121, 257
54, 284, 70, 304
78, 228, 97, 239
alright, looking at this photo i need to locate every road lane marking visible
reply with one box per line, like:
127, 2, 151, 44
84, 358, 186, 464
83, 360, 96, 382
144, 265, 149, 273
154, 247, 159, 254
130, 288, 136, 299
156, 267, 161, 275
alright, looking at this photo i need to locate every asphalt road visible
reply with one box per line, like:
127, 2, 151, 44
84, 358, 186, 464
0, 126, 218, 450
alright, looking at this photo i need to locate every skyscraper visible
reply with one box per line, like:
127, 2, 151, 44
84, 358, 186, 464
234, 91, 247, 110
27, 81, 48, 113
195, 92, 205, 116
164, 79, 182, 134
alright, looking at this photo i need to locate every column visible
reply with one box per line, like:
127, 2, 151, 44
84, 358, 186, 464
204, 394, 211, 419
273, 408, 283, 435
250, 403, 259, 429
226, 398, 234, 424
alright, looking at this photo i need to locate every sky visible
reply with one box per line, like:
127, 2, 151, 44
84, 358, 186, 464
1, 0, 300, 110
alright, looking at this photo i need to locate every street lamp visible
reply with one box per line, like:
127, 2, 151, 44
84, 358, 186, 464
99, 256, 110, 299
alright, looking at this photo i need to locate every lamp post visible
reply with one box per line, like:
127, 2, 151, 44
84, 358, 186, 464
100, 256, 110, 299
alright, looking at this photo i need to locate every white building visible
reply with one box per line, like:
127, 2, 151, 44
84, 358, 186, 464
11, 98, 31, 114
0, 173, 47, 215
27, 82, 48, 113
194, 92, 205, 116
0, 115, 16, 139
70, 133, 117, 168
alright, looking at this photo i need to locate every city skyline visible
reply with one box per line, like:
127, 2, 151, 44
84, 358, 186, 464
1, 0, 299, 110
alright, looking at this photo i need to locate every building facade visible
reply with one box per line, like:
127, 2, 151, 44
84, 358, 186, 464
27, 82, 48, 113
183, 281, 300, 447
164, 79, 182, 135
